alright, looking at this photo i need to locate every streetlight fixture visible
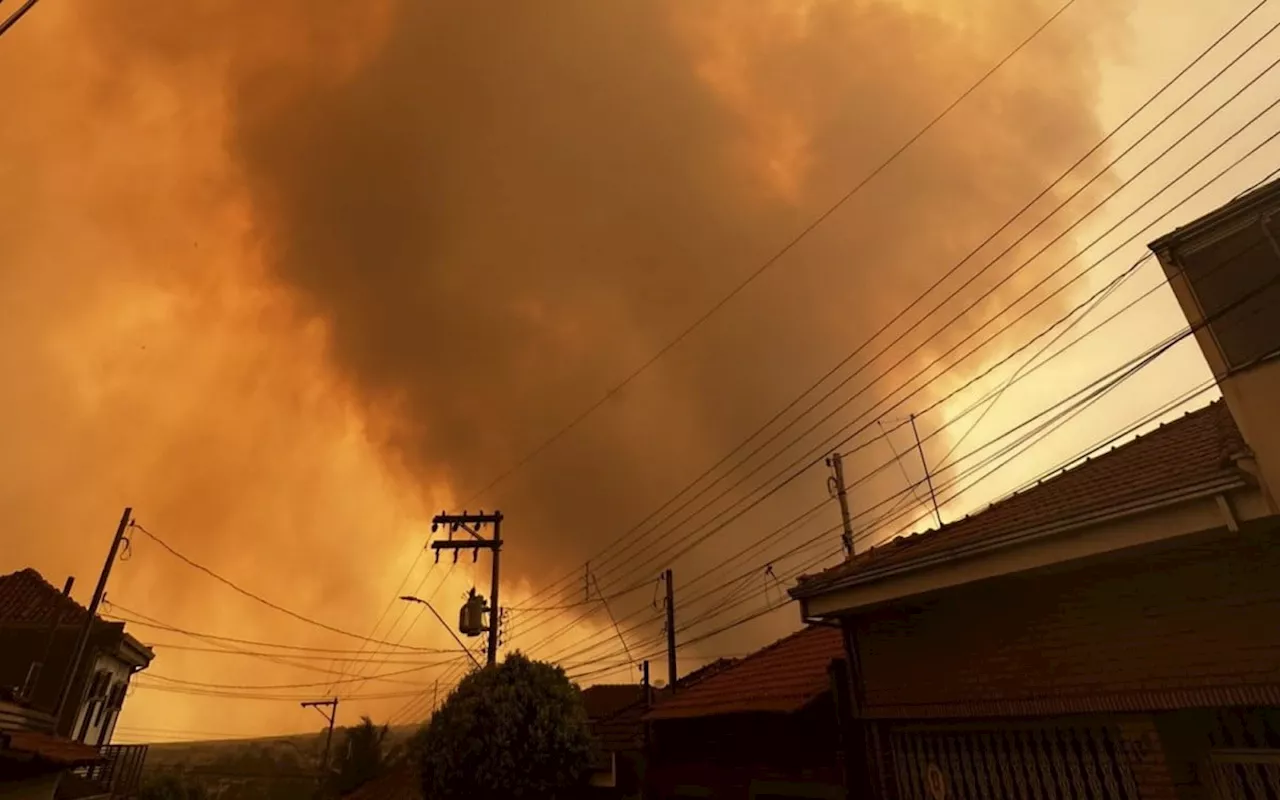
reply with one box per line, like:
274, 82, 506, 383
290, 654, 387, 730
400, 595, 482, 669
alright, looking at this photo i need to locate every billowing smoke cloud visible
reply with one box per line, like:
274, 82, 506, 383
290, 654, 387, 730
1, 0, 1127, 734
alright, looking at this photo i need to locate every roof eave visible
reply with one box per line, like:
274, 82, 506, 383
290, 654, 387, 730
1149, 176, 1280, 253
793, 476, 1251, 603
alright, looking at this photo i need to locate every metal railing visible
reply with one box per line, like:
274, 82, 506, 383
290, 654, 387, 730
76, 743, 149, 798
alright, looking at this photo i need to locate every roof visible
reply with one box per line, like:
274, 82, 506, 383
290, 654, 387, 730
0, 569, 153, 666
674, 657, 739, 689
0, 730, 103, 766
0, 569, 93, 627
1149, 174, 1280, 252
580, 684, 647, 755
579, 684, 644, 721
793, 401, 1250, 598
645, 625, 843, 720
342, 761, 420, 800
579, 662, 744, 752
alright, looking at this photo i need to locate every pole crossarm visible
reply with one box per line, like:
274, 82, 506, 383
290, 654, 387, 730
430, 540, 500, 551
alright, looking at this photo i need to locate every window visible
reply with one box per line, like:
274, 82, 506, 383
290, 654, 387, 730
76, 670, 112, 742
96, 682, 124, 726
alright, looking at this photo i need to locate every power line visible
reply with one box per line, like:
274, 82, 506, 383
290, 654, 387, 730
540, 216, 1274, 667
142, 643, 460, 660
544, 70, 1280, 624
353, 0, 1089, 671
342, 558, 463, 701
0, 0, 42, 39
505, 1, 1277, 622
323, 557, 438, 695
547, 236, 1280, 672
102, 603, 446, 653
573, 369, 1216, 677
544, 237, 1280, 668
544, 333, 1181, 668
562, 38, 1280, 602
142, 660, 455, 691
129, 521, 453, 649
128, 681, 438, 703
456, 0, 1083, 509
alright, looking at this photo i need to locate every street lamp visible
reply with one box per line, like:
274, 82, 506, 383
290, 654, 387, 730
400, 595, 483, 669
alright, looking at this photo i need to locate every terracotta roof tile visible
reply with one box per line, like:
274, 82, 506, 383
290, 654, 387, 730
579, 684, 644, 721
646, 625, 843, 720
0, 569, 93, 627
794, 401, 1249, 596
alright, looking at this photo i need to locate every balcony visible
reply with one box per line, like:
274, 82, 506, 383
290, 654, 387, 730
71, 744, 149, 798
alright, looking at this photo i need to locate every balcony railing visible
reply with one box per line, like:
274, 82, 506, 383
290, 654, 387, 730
75, 743, 149, 798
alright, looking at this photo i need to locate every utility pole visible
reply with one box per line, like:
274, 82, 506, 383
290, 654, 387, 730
431, 510, 503, 667
826, 452, 855, 556
663, 569, 677, 691
55, 508, 131, 733
910, 414, 944, 529
641, 659, 653, 799
301, 698, 338, 780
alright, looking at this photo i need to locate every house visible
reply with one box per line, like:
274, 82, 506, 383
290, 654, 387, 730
790, 179, 1280, 798
0, 691, 104, 800
581, 684, 647, 798
0, 569, 153, 797
645, 625, 848, 799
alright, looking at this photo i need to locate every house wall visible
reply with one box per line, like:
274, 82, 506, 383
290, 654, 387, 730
649, 703, 844, 799
69, 651, 133, 745
0, 624, 126, 739
846, 526, 1280, 719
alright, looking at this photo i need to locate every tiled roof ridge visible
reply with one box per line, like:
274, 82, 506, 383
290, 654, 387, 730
686, 625, 823, 677
793, 399, 1248, 594
0, 568, 98, 627
872, 400, 1233, 555
962, 400, 1233, 525
588, 658, 744, 725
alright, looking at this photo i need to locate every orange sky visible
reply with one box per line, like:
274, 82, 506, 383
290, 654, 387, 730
2, 0, 1278, 741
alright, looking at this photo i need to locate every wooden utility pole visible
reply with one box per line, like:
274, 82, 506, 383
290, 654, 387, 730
431, 510, 503, 667
301, 698, 338, 780
663, 569, 677, 690
55, 508, 131, 732
641, 659, 653, 799
826, 452, 855, 555
910, 414, 944, 529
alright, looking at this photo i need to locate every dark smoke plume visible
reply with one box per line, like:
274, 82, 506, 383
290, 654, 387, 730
0, 0, 1128, 732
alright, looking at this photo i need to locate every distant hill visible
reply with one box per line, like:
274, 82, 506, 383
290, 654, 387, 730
138, 724, 421, 799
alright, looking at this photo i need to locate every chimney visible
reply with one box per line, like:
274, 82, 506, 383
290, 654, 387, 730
62, 577, 74, 596
1148, 176, 1280, 507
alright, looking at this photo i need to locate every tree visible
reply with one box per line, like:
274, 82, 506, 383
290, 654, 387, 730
330, 716, 389, 795
417, 652, 593, 799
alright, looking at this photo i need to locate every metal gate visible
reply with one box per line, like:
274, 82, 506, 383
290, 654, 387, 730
889, 724, 1138, 800
1206, 708, 1280, 800
1209, 749, 1280, 800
